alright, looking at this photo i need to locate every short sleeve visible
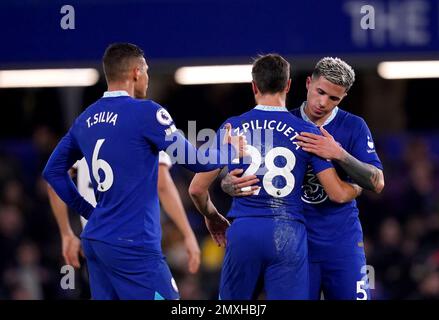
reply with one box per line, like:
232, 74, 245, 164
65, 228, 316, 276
348, 117, 383, 170
141, 101, 178, 151
158, 151, 172, 168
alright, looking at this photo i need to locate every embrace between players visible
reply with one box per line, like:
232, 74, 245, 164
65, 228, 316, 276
44, 43, 384, 300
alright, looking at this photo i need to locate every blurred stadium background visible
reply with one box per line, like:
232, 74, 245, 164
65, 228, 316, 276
0, 0, 439, 300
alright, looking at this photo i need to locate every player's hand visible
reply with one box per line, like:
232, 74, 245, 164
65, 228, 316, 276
204, 214, 230, 248
61, 233, 83, 269
183, 234, 201, 274
296, 126, 344, 160
221, 169, 260, 197
223, 123, 248, 158
349, 183, 363, 198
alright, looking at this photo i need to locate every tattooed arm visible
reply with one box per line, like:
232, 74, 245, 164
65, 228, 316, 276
296, 126, 385, 194
335, 149, 385, 193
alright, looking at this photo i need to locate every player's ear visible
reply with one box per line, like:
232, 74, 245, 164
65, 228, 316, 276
133, 67, 140, 82
251, 81, 259, 95
285, 79, 291, 93
306, 76, 312, 90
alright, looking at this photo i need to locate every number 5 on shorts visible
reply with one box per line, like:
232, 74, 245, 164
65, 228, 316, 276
356, 280, 368, 300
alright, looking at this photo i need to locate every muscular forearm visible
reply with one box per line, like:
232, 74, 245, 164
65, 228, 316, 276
189, 189, 219, 218
189, 170, 222, 218
159, 183, 193, 238
340, 182, 363, 203
318, 168, 362, 204
47, 185, 74, 236
336, 149, 384, 193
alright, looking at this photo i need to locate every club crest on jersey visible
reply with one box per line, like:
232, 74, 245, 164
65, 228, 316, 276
301, 166, 328, 204
367, 136, 376, 153
156, 108, 173, 126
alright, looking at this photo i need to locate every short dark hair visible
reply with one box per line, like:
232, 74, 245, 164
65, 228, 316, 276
312, 57, 355, 92
102, 43, 144, 82
251, 54, 290, 94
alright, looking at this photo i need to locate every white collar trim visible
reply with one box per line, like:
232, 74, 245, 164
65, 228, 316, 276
254, 105, 289, 112
300, 101, 338, 126
103, 90, 130, 98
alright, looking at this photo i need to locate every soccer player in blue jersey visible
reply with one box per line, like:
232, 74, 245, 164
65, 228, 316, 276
42, 43, 244, 300
47, 151, 201, 274
189, 54, 362, 300
222, 57, 385, 300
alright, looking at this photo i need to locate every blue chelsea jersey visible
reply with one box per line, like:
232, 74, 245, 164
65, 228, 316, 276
222, 105, 333, 223
76, 94, 166, 250
291, 102, 383, 260
43, 91, 229, 251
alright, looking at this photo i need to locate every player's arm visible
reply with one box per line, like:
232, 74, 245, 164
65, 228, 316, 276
47, 182, 82, 268
316, 168, 362, 204
335, 149, 383, 193
42, 131, 94, 219
157, 164, 200, 274
188, 169, 230, 247
296, 126, 384, 193
220, 169, 260, 197
166, 124, 247, 173
144, 104, 247, 173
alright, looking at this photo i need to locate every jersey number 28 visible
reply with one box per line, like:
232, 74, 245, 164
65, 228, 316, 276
242, 146, 296, 198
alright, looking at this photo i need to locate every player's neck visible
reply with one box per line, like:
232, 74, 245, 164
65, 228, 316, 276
255, 94, 286, 107
107, 82, 135, 97
303, 105, 331, 126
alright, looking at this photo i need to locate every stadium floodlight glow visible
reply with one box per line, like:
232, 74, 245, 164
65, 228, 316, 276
378, 61, 439, 79
0, 68, 100, 88
175, 65, 253, 85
